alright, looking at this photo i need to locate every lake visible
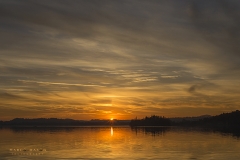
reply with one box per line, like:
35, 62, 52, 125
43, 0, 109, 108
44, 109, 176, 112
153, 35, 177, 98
0, 126, 240, 159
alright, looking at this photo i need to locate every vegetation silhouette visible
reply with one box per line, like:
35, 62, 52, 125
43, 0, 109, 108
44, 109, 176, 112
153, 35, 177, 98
174, 110, 240, 129
129, 110, 240, 138
129, 110, 240, 128
0, 118, 130, 126
1, 110, 240, 137
130, 115, 171, 126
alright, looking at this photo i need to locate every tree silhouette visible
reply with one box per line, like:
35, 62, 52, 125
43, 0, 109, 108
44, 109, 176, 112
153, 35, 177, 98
130, 115, 171, 126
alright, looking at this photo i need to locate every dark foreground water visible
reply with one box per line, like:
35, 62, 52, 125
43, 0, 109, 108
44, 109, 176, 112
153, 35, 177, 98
0, 126, 240, 160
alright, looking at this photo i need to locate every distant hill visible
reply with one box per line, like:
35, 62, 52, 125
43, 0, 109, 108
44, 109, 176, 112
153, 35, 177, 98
1, 110, 240, 128
172, 110, 240, 129
196, 110, 240, 128
0, 118, 130, 126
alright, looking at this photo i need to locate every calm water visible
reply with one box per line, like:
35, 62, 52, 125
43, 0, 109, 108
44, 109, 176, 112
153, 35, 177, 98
0, 126, 240, 160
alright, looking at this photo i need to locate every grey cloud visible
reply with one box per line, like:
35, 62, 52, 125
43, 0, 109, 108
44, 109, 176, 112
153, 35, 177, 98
188, 0, 240, 72
1, 0, 240, 119
188, 82, 218, 95
0, 92, 26, 100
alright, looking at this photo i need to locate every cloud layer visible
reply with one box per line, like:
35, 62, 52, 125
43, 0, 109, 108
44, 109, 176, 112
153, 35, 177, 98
1, 0, 240, 120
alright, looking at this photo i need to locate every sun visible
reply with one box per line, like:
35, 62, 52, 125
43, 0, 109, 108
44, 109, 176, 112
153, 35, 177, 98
110, 118, 113, 121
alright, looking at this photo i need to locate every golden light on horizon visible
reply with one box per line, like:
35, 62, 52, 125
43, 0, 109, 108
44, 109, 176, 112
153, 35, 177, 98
110, 118, 113, 121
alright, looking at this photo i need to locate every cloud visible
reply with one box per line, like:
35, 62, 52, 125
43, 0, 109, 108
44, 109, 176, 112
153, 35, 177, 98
0, 92, 26, 100
18, 80, 105, 87
0, 0, 240, 119
188, 83, 215, 94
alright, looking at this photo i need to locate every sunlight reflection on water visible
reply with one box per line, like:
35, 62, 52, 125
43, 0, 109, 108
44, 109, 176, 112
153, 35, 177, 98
111, 127, 113, 136
0, 126, 240, 160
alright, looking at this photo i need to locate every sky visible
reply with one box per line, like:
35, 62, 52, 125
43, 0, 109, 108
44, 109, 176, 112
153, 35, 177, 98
1, 0, 240, 120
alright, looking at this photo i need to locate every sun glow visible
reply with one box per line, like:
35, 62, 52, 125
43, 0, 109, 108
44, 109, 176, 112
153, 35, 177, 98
110, 118, 113, 121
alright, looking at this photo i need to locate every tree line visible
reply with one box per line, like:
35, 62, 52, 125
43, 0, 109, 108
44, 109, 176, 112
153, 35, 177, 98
130, 110, 240, 129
